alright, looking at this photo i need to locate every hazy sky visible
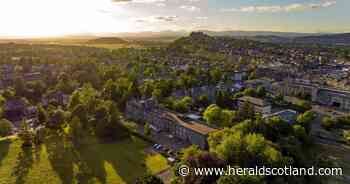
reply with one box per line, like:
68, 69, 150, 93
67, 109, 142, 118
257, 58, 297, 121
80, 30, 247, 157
0, 0, 349, 37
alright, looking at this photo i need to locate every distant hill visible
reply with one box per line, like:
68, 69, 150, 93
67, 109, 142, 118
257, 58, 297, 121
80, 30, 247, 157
201, 30, 320, 38
247, 33, 350, 45
293, 33, 350, 45
87, 37, 128, 44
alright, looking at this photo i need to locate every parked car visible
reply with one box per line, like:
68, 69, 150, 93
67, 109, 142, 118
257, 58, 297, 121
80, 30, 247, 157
153, 144, 159, 149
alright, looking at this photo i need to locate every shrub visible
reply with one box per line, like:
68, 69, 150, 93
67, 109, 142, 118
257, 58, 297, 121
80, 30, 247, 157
0, 119, 13, 137
135, 174, 164, 184
321, 117, 337, 130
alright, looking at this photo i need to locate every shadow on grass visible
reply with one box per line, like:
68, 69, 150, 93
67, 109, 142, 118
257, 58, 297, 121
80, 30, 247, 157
45, 133, 75, 184
45, 133, 108, 184
11, 146, 34, 184
43, 133, 151, 184
74, 144, 107, 184
0, 138, 11, 167
102, 137, 149, 184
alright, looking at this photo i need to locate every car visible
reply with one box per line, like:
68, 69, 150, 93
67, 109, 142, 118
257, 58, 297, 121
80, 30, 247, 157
157, 145, 163, 150
153, 144, 159, 149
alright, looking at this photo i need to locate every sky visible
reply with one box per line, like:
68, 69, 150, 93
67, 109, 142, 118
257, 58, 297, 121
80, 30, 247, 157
0, 0, 349, 37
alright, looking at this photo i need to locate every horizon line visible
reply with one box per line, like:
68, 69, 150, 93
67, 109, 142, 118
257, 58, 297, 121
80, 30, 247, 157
0, 29, 349, 39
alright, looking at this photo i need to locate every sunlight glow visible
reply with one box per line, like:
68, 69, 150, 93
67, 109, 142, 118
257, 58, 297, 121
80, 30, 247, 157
0, 0, 132, 37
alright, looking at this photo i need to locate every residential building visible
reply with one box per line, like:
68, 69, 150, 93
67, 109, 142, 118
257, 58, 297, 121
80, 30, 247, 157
125, 99, 217, 149
276, 79, 350, 111
238, 96, 272, 114
3, 99, 27, 123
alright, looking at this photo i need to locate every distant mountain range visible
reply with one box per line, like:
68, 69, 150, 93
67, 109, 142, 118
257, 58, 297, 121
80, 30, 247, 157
108, 30, 350, 45
86, 37, 128, 44
1, 30, 349, 46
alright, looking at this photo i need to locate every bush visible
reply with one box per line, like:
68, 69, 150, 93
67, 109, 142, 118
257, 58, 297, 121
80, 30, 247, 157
336, 116, 350, 127
0, 119, 13, 137
321, 117, 337, 130
296, 100, 312, 112
135, 174, 164, 184
18, 122, 34, 147
344, 130, 350, 144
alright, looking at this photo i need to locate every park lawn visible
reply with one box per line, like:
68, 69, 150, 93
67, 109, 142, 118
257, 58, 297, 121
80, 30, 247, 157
0, 135, 169, 184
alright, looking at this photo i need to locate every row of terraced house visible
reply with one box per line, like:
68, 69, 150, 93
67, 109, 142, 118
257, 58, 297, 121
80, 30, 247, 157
125, 98, 217, 149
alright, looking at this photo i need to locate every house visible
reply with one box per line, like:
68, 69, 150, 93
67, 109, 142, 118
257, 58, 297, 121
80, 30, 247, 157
42, 91, 69, 107
238, 96, 272, 114
0, 80, 4, 90
160, 112, 217, 149
276, 79, 350, 111
228, 71, 247, 81
245, 78, 274, 93
125, 99, 217, 149
23, 72, 41, 81
263, 110, 299, 124
25, 106, 38, 119
3, 99, 27, 123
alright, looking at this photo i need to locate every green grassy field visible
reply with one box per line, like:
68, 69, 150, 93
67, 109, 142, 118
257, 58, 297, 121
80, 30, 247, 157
0, 135, 169, 184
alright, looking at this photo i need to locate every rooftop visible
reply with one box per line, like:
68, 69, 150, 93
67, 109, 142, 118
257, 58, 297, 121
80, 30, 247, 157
238, 96, 270, 107
162, 112, 217, 136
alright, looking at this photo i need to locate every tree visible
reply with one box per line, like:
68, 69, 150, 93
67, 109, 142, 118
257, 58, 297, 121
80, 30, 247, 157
322, 116, 337, 130
213, 132, 243, 164
34, 126, 47, 145
216, 91, 234, 109
209, 129, 283, 167
14, 77, 26, 96
296, 100, 312, 112
265, 117, 292, 141
2, 88, 15, 99
217, 175, 265, 184
173, 96, 193, 113
195, 95, 210, 108
135, 174, 164, 184
203, 104, 235, 127
95, 101, 129, 141
0, 94, 5, 117
293, 125, 311, 145
344, 130, 350, 144
67, 116, 85, 146
243, 88, 256, 97
256, 86, 267, 98
183, 152, 226, 184
248, 71, 257, 80
0, 119, 13, 137
47, 108, 66, 129
181, 145, 202, 161
336, 115, 350, 127
203, 104, 222, 125
18, 121, 34, 147
37, 105, 48, 126
296, 111, 315, 133
237, 101, 255, 121
144, 123, 151, 137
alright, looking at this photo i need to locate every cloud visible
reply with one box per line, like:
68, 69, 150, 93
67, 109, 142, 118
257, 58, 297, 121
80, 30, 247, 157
196, 16, 208, 20
186, 0, 201, 2
180, 5, 200, 12
112, 0, 166, 4
156, 3, 166, 7
133, 15, 178, 23
222, 0, 337, 13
